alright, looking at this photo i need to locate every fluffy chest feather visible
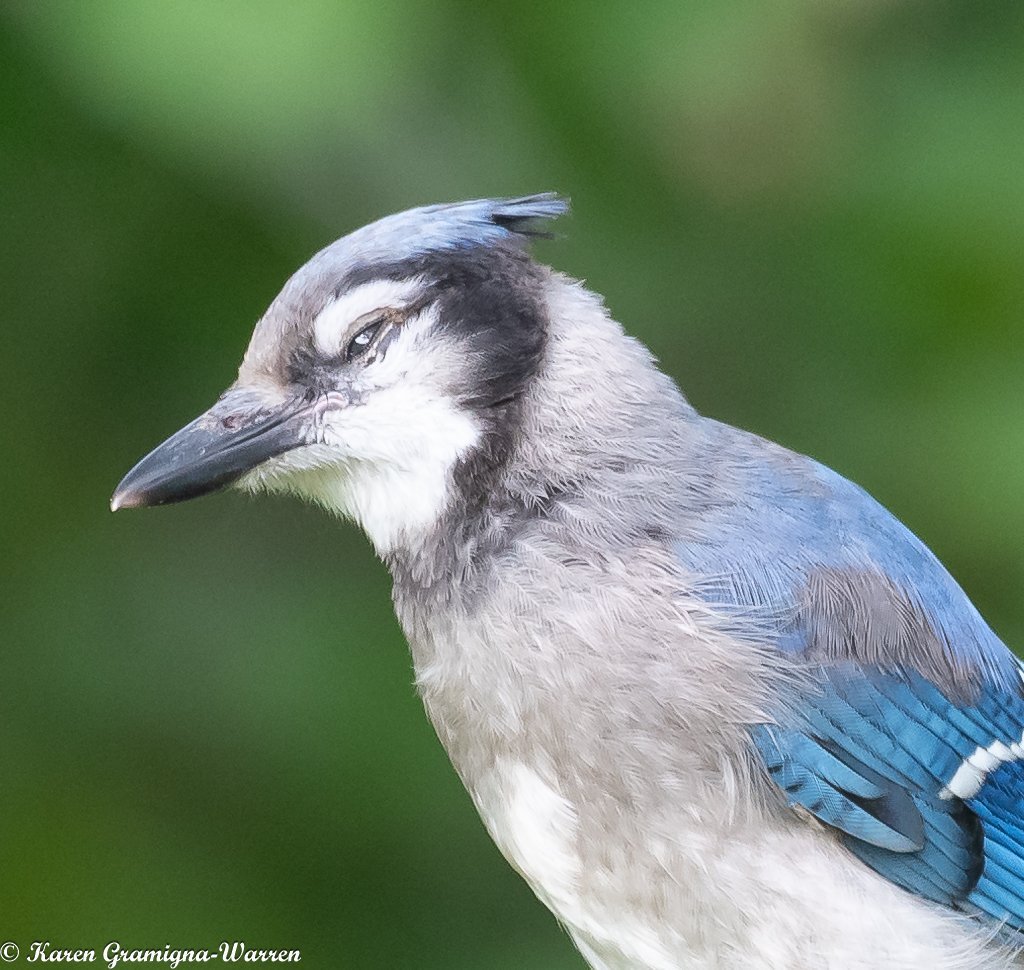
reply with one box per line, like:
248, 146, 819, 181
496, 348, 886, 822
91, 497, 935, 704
473, 759, 681, 970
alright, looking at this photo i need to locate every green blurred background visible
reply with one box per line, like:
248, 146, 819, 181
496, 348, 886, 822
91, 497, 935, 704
2, 2, 1023, 966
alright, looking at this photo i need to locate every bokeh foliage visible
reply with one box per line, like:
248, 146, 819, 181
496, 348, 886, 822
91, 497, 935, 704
2, 2, 1023, 966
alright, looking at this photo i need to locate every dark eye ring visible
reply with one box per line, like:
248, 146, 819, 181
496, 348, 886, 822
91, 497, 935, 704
345, 321, 383, 362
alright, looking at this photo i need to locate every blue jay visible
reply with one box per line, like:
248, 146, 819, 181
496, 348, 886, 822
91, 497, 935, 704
113, 197, 1024, 969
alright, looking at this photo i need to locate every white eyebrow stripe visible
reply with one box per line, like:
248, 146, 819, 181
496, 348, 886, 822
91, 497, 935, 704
312, 277, 427, 357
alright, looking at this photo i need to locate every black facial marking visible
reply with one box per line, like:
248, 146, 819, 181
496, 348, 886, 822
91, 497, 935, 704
430, 247, 548, 412
342, 242, 548, 461
341, 244, 548, 409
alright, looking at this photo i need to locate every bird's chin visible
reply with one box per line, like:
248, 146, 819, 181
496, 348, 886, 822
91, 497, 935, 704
235, 448, 357, 516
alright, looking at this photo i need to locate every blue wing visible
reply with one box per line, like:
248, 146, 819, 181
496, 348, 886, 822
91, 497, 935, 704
753, 667, 1024, 925
674, 420, 1024, 929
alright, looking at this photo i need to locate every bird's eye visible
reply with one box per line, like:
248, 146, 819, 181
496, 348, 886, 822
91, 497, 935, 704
345, 321, 382, 362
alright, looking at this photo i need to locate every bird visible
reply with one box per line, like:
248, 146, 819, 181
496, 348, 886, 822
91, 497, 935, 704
112, 195, 1024, 970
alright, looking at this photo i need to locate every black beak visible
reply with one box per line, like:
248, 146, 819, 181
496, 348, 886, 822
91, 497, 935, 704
111, 386, 314, 510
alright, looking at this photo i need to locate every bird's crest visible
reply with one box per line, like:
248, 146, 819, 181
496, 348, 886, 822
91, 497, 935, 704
338, 193, 570, 264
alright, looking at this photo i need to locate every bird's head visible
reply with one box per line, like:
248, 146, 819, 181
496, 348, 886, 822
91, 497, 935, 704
111, 195, 568, 554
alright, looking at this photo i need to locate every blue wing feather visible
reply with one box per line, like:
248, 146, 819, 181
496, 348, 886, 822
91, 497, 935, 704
673, 420, 1024, 934
755, 720, 923, 851
752, 660, 1024, 932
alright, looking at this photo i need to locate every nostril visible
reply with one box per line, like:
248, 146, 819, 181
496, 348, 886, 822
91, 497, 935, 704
221, 414, 243, 430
